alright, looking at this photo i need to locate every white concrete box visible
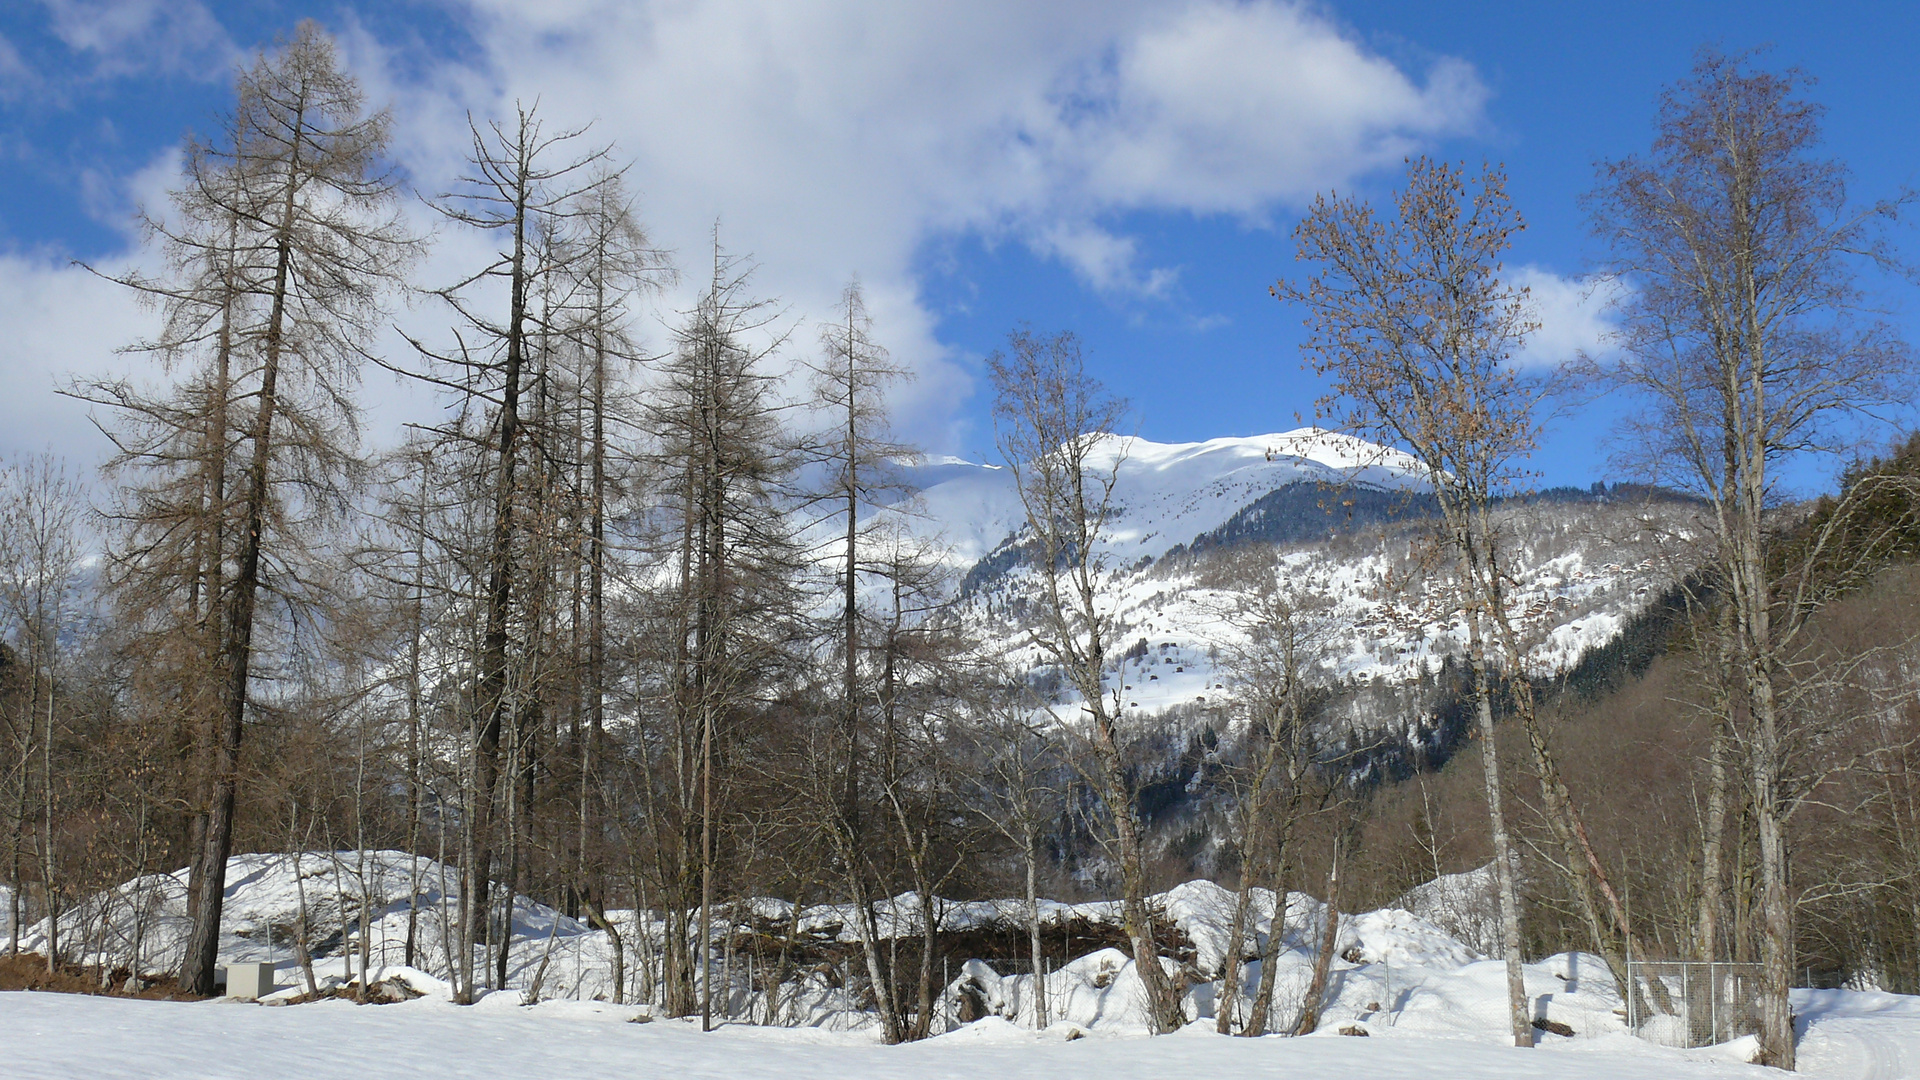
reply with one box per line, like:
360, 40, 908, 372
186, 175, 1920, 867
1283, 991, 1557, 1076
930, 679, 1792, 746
224, 962, 275, 1001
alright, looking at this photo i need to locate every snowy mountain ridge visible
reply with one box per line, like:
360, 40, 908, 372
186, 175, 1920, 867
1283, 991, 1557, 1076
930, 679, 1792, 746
878, 427, 1682, 747
885, 427, 1432, 572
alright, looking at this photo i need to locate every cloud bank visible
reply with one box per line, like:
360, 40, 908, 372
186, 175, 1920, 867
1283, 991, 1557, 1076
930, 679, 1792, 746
2, 0, 1489, 459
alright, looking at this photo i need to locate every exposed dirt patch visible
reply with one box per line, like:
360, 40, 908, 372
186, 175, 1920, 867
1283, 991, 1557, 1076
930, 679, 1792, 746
1533, 1017, 1576, 1037
279, 976, 425, 1006
0, 953, 213, 1000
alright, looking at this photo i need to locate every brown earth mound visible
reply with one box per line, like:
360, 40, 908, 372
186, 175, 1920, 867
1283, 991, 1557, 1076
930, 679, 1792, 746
0, 953, 213, 1001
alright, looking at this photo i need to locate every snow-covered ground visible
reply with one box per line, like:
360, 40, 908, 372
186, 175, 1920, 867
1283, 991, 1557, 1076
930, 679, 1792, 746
1796, 990, 1920, 1079
3, 983, 1913, 1079
3, 854, 1633, 1037
9, 854, 1920, 1077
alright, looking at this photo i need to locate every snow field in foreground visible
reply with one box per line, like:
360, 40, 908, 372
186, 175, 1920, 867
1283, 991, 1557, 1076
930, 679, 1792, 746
11, 855, 1920, 1077
0, 988, 1843, 1080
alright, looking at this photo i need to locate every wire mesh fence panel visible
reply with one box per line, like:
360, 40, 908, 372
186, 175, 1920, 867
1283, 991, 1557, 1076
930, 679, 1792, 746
1625, 960, 1764, 1047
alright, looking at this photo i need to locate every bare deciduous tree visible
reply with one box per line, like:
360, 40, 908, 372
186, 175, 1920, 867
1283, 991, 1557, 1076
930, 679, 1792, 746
81, 21, 417, 996
1587, 50, 1916, 1068
966, 673, 1063, 1030
987, 329, 1186, 1035
1276, 158, 1543, 1048
1215, 569, 1328, 1035
0, 456, 88, 973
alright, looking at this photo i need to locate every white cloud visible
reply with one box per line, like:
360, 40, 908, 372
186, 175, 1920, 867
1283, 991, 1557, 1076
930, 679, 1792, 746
1036, 221, 1179, 298
0, 250, 159, 466
1512, 265, 1625, 368
370, 0, 1486, 447
1062, 2, 1484, 213
1, 1, 1488, 460
36, 0, 239, 81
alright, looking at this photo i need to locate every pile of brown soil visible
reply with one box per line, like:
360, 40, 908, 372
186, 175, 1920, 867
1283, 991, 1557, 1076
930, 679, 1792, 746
0, 953, 212, 1001
279, 977, 424, 1006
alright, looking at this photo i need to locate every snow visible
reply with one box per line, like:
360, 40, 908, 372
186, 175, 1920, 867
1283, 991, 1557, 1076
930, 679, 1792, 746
1796, 989, 1920, 1078
8, 984, 1913, 1079
8, 855, 1920, 1078
1397, 862, 1505, 959
892, 428, 1689, 748
8, 850, 616, 1001
894, 427, 1430, 571
0, 990, 1756, 1080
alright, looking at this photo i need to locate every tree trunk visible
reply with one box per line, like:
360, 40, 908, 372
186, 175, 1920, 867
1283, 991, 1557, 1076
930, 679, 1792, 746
1217, 822, 1261, 1033
1026, 838, 1047, 1029
1293, 831, 1344, 1036
180, 143, 298, 995
1749, 655, 1795, 1069
1699, 720, 1729, 964
39, 672, 56, 975
913, 890, 938, 1040
1466, 613, 1533, 1048
1243, 812, 1300, 1037
848, 873, 902, 1043
582, 893, 624, 1005
1095, 721, 1184, 1033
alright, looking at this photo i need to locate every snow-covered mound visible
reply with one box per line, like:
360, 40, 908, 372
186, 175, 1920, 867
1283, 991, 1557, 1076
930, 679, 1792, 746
13, 851, 604, 998
57, 853, 1920, 1071
13, 854, 1640, 1046
1396, 862, 1505, 959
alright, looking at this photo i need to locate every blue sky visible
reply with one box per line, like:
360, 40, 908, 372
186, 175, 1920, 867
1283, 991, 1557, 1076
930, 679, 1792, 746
2, 1, 1916, 492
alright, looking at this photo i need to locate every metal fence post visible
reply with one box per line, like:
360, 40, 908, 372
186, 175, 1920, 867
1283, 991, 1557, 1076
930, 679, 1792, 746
1626, 959, 1636, 1032
1709, 961, 1718, 1044
1681, 963, 1691, 1045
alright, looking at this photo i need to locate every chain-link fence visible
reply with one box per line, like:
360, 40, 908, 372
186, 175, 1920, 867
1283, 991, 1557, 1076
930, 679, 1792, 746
1625, 960, 1764, 1047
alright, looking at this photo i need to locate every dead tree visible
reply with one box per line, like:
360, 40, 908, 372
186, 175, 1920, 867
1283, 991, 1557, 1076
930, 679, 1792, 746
410, 102, 612, 1003
551, 170, 668, 996
639, 240, 801, 1025
802, 281, 924, 1043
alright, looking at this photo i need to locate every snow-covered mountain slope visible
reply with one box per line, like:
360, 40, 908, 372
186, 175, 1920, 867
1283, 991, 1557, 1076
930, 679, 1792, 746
888, 428, 1430, 571
885, 428, 1687, 744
